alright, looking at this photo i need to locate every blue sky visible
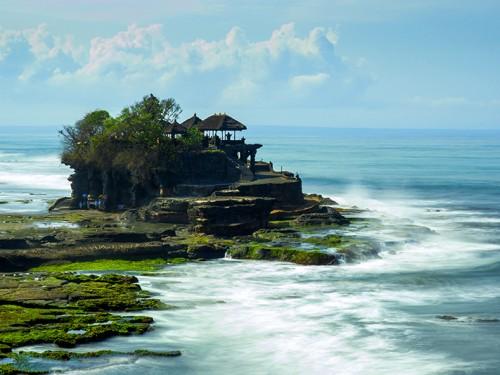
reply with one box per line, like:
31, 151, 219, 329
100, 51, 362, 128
0, 0, 499, 128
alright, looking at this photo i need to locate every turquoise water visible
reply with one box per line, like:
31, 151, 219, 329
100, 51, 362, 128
2, 126, 500, 374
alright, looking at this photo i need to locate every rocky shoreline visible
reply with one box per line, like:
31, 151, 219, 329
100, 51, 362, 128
0, 193, 379, 373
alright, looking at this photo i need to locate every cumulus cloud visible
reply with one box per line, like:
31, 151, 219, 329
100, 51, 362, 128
290, 73, 330, 91
0, 22, 367, 110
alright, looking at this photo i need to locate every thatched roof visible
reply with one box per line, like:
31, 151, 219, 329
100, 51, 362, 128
181, 113, 203, 129
165, 121, 187, 134
198, 114, 247, 132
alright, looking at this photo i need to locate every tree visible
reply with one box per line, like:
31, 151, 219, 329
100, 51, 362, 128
60, 110, 110, 168
61, 95, 186, 183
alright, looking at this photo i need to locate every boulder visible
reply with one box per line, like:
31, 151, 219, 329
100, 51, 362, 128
48, 197, 74, 211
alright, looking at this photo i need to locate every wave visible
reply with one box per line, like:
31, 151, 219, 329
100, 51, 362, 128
324, 185, 500, 274
0, 171, 70, 190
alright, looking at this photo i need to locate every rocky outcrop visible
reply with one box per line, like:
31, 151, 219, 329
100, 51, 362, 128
236, 178, 303, 204
188, 197, 275, 236
0, 273, 158, 354
134, 196, 276, 236
67, 150, 242, 211
0, 240, 228, 272
229, 244, 339, 265
304, 193, 338, 206
139, 198, 190, 223
296, 206, 350, 226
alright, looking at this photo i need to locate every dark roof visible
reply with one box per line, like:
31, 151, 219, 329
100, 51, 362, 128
165, 121, 187, 134
181, 113, 203, 129
198, 114, 247, 132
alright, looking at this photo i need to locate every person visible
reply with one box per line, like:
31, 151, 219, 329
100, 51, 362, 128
159, 185, 165, 197
97, 194, 104, 209
87, 194, 95, 209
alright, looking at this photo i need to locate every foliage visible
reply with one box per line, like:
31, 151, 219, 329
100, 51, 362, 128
179, 127, 204, 151
60, 94, 202, 185
60, 110, 110, 168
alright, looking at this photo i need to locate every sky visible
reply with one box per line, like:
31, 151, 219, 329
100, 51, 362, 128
0, 0, 499, 128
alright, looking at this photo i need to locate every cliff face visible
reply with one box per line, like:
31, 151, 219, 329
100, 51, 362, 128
68, 150, 241, 210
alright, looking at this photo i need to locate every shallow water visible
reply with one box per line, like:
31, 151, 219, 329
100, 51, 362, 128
3, 126, 500, 374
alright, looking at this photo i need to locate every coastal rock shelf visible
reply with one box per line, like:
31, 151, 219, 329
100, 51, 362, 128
0, 273, 160, 351
0, 193, 368, 272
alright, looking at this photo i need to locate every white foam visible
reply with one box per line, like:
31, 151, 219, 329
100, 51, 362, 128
0, 171, 70, 190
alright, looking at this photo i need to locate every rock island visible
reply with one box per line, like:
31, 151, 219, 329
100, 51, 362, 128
0, 95, 377, 373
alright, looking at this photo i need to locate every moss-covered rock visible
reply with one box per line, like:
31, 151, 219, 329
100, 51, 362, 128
0, 364, 48, 375
229, 243, 338, 265
0, 273, 160, 351
30, 258, 182, 273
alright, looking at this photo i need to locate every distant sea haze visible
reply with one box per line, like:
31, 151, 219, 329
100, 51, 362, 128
1, 126, 500, 374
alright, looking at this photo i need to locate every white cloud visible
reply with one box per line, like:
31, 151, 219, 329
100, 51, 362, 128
0, 22, 367, 111
290, 72, 330, 91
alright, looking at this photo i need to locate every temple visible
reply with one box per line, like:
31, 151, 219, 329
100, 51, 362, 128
67, 112, 303, 211
179, 113, 261, 174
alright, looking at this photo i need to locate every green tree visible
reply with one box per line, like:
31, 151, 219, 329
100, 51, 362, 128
60, 110, 110, 168
61, 94, 189, 186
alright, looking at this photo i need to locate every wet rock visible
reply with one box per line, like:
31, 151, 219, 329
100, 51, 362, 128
252, 228, 300, 241
48, 197, 73, 212
186, 244, 226, 259
141, 198, 190, 224
296, 207, 350, 226
437, 315, 458, 321
305, 193, 338, 205
188, 197, 275, 236
229, 244, 339, 265
236, 178, 303, 204
0, 273, 159, 353
0, 242, 186, 272
40, 234, 60, 244
159, 229, 176, 237
83, 232, 153, 243
0, 238, 31, 250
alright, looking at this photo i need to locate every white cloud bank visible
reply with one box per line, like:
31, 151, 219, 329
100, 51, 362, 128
0, 22, 368, 122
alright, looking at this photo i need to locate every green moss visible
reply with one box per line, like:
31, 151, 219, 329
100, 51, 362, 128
252, 229, 300, 242
229, 243, 338, 265
268, 220, 293, 229
12, 349, 181, 362
30, 258, 173, 272
175, 234, 234, 248
302, 234, 343, 247
0, 364, 48, 375
132, 349, 182, 357
0, 273, 161, 351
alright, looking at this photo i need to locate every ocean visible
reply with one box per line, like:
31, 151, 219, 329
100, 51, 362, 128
1, 125, 500, 374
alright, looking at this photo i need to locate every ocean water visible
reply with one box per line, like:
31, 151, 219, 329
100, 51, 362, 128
2, 126, 500, 374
